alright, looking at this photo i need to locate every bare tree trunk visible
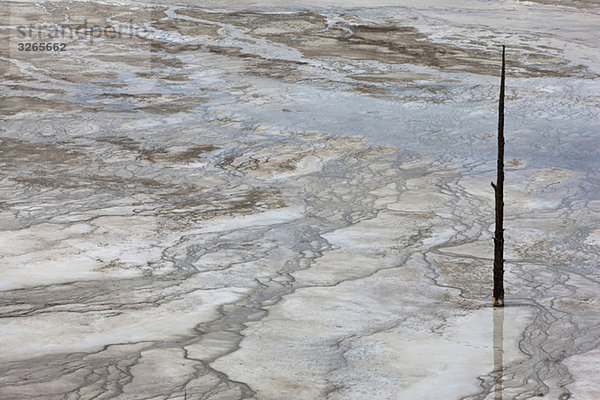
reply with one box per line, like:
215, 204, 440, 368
491, 46, 505, 307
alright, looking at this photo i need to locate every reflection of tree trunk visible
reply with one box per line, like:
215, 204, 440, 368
493, 307, 505, 400
492, 45, 506, 307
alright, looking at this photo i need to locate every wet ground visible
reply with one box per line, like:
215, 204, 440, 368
1, 0, 600, 399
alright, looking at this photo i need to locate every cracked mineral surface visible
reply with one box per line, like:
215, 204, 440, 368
1, 0, 599, 399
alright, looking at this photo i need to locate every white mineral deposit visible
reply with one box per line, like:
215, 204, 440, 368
1, 0, 599, 398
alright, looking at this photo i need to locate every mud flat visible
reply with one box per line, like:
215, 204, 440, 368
1, 0, 600, 398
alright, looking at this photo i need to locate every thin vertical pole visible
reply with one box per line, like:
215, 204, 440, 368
492, 45, 505, 307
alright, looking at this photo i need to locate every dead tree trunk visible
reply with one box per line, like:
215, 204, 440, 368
491, 45, 505, 307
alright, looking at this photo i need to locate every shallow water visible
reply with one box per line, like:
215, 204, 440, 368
1, 0, 600, 398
